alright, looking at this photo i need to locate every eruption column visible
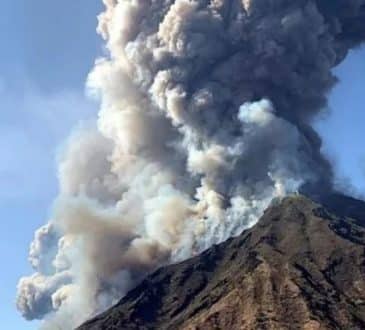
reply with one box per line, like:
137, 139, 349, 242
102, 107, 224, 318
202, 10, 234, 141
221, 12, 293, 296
16, 0, 365, 328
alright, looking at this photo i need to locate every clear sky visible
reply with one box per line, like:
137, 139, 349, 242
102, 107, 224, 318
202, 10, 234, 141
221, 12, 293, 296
0, 1, 102, 329
315, 49, 365, 195
0, 1, 364, 329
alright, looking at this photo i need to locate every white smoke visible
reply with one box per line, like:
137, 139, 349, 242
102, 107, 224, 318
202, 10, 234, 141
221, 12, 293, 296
16, 97, 306, 328
17, 0, 365, 328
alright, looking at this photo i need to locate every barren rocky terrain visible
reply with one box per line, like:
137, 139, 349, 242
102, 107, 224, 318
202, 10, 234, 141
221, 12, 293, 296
78, 195, 365, 330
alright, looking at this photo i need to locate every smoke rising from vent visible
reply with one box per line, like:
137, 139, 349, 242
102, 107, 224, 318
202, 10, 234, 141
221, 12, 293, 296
16, 0, 365, 328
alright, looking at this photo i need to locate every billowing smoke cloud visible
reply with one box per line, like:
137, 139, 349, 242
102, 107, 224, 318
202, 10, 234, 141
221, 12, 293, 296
17, 0, 365, 328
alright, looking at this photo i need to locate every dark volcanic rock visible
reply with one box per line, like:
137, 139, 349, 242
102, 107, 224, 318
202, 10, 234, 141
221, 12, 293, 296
78, 195, 365, 330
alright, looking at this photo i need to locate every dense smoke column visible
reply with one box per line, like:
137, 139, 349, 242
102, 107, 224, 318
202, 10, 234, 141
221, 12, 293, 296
16, 0, 365, 328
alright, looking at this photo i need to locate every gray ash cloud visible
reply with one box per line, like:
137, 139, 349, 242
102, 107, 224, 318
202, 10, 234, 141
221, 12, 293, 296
16, 0, 365, 328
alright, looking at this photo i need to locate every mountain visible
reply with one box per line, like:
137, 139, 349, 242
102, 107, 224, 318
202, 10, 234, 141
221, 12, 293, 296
78, 195, 365, 330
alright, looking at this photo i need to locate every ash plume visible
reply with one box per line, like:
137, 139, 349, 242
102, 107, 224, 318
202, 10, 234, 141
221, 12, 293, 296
16, 0, 365, 328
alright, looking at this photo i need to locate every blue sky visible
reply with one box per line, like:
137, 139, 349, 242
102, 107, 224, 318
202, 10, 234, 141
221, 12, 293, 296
0, 1, 102, 329
315, 48, 365, 195
0, 1, 364, 329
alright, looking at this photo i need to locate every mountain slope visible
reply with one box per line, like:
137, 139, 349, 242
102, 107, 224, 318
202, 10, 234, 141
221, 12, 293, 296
78, 195, 365, 330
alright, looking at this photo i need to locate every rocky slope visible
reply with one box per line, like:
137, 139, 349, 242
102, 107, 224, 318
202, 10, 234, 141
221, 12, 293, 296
78, 195, 365, 330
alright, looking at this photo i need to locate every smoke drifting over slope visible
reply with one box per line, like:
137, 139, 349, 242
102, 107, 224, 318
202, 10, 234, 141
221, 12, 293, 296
17, 0, 365, 328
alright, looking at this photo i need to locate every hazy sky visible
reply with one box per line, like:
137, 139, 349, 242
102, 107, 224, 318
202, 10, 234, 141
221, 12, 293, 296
0, 1, 364, 329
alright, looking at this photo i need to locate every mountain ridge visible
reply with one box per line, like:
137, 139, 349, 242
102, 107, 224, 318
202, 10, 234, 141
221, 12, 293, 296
78, 194, 365, 329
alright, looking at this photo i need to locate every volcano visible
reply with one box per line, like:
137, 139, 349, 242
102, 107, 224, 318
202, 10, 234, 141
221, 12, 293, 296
78, 194, 365, 329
